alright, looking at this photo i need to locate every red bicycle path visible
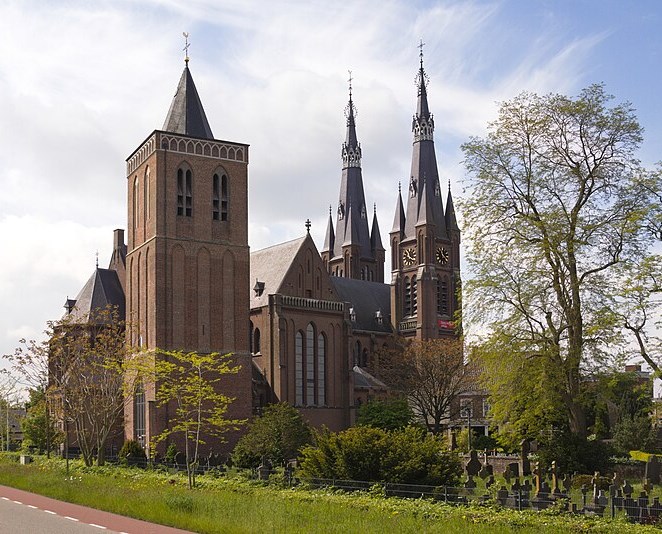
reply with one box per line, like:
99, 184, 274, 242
0, 485, 194, 533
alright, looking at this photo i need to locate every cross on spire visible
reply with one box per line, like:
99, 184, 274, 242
305, 219, 311, 234
348, 70, 353, 97
418, 39, 425, 67
183, 32, 190, 64
95, 250, 99, 268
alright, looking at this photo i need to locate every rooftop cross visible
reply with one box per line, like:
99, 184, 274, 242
418, 39, 425, 67
348, 70, 353, 97
183, 32, 190, 64
305, 219, 311, 234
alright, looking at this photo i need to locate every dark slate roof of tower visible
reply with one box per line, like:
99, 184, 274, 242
391, 185, 406, 236
330, 277, 392, 333
322, 206, 335, 253
332, 86, 372, 259
446, 183, 459, 234
65, 268, 125, 324
370, 205, 384, 252
162, 64, 214, 139
403, 53, 445, 239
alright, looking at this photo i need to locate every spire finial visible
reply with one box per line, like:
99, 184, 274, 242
398, 181, 401, 194
448, 178, 451, 191
373, 202, 377, 214
305, 219, 311, 234
183, 32, 190, 65
418, 39, 425, 68
95, 250, 99, 269
329, 205, 332, 216
348, 70, 353, 99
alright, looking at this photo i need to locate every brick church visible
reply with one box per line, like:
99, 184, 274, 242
63, 49, 463, 454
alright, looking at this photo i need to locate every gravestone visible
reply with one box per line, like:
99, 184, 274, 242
550, 461, 562, 495
650, 496, 662, 520
258, 455, 272, 480
645, 456, 661, 485
532, 462, 542, 494
503, 464, 513, 485
520, 439, 531, 476
464, 474, 476, 489
623, 480, 633, 498
612, 471, 623, 488
561, 473, 572, 493
496, 486, 509, 506
466, 450, 481, 477
486, 475, 495, 489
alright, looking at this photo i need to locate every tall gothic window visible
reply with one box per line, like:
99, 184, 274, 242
437, 277, 449, 315
132, 176, 139, 234
221, 174, 228, 221
411, 275, 418, 316
317, 333, 326, 405
404, 277, 412, 317
306, 324, 315, 406
213, 174, 220, 220
295, 325, 326, 406
144, 167, 150, 221
134, 382, 146, 446
295, 331, 304, 405
177, 168, 193, 217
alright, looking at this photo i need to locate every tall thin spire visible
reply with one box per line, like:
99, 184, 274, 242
322, 205, 335, 253
403, 43, 444, 238
333, 73, 371, 259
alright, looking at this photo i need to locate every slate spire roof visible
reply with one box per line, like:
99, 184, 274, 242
64, 268, 125, 324
370, 204, 384, 252
445, 180, 459, 233
332, 78, 372, 259
401, 49, 445, 239
322, 205, 335, 253
162, 62, 214, 139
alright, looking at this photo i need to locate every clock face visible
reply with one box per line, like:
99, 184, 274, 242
435, 246, 449, 265
402, 247, 416, 266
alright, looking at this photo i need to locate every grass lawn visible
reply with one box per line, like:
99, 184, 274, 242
0, 454, 655, 533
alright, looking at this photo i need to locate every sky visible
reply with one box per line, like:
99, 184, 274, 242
1, 0, 662, 374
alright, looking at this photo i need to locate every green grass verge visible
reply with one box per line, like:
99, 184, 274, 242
0, 454, 654, 533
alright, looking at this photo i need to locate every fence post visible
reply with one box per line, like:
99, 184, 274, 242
518, 487, 522, 511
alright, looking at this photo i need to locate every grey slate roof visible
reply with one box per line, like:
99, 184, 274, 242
65, 268, 125, 324
330, 277, 392, 333
353, 365, 387, 389
249, 236, 307, 309
162, 65, 214, 139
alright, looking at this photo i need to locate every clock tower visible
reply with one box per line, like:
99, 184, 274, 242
390, 49, 460, 340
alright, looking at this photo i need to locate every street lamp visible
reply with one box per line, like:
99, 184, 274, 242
461, 404, 472, 451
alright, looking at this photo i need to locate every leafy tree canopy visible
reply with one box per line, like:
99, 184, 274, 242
461, 84, 662, 438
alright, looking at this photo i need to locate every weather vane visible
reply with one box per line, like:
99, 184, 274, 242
183, 32, 190, 64
348, 70, 353, 97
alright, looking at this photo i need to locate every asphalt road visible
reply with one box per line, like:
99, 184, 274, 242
0, 485, 193, 534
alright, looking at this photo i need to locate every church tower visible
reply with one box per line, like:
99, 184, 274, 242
321, 76, 385, 283
124, 52, 252, 452
390, 49, 461, 340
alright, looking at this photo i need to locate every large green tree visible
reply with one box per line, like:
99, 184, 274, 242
461, 84, 661, 439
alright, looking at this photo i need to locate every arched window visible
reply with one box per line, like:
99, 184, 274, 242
132, 176, 139, 234
249, 321, 254, 353
404, 277, 412, 317
254, 327, 261, 354
306, 324, 315, 406
317, 333, 326, 405
144, 167, 150, 221
221, 174, 228, 221
177, 167, 193, 217
361, 348, 369, 367
295, 331, 304, 405
185, 169, 192, 216
354, 340, 361, 367
437, 277, 449, 316
411, 275, 418, 316
213, 174, 220, 220
134, 382, 146, 445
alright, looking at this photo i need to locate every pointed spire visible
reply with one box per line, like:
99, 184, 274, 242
392, 183, 406, 236
323, 205, 335, 253
403, 44, 444, 238
371, 204, 384, 252
445, 181, 459, 233
342, 201, 355, 247
162, 61, 214, 139
342, 70, 361, 168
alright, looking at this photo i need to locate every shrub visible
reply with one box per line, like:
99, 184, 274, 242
232, 403, 312, 468
536, 431, 614, 474
299, 426, 461, 486
613, 416, 657, 454
165, 442, 178, 464
356, 398, 415, 431
119, 440, 147, 467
